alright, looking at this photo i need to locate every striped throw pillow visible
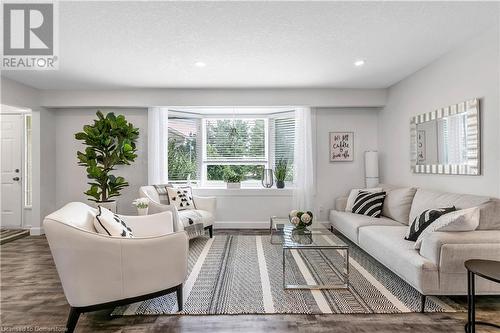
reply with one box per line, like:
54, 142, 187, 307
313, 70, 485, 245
351, 191, 386, 218
405, 206, 456, 242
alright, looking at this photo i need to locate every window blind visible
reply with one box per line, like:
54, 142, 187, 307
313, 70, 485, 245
274, 117, 295, 164
205, 119, 266, 161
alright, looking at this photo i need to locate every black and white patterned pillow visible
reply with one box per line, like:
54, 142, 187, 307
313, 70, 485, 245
351, 191, 386, 218
94, 206, 134, 238
405, 206, 455, 242
166, 186, 195, 211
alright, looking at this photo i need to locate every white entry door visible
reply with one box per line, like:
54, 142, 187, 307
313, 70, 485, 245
1, 115, 23, 228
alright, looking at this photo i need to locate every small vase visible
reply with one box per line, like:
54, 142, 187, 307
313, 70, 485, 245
137, 207, 148, 216
261, 169, 274, 188
276, 180, 285, 189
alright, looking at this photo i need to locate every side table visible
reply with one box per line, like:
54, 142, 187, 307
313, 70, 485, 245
464, 259, 500, 333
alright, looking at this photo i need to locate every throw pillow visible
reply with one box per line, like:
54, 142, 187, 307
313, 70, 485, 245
351, 191, 386, 218
94, 206, 134, 238
413, 207, 480, 249
345, 187, 382, 212
405, 206, 456, 242
153, 183, 174, 205
166, 186, 195, 211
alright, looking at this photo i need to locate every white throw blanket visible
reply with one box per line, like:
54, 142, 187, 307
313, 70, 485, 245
178, 210, 205, 239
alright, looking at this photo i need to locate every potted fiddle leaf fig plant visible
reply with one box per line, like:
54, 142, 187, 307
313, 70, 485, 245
75, 111, 139, 212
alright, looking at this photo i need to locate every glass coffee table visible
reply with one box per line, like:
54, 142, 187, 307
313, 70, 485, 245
269, 217, 350, 290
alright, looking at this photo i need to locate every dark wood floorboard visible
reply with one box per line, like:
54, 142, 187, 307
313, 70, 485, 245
1, 230, 499, 332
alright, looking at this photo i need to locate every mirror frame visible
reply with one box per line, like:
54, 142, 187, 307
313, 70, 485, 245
410, 98, 481, 175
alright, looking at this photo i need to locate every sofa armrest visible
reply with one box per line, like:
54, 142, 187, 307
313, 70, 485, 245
420, 230, 500, 273
119, 211, 174, 237
194, 196, 216, 216
335, 196, 348, 211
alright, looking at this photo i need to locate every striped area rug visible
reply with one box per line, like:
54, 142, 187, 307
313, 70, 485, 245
113, 234, 462, 315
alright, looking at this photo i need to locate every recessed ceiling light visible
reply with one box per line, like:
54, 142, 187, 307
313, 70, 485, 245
194, 61, 206, 68
354, 59, 365, 67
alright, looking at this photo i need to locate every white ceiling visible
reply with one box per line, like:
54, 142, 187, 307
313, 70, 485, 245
2, 1, 498, 90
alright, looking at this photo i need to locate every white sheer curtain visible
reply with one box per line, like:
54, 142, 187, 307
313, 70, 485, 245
148, 107, 169, 185
293, 107, 315, 211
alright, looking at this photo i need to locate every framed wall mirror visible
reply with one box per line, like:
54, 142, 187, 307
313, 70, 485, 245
410, 98, 481, 175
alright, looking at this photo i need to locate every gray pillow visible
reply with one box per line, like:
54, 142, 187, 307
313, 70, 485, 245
380, 185, 417, 225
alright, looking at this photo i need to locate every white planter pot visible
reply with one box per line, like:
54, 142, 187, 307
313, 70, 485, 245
95, 200, 117, 213
226, 182, 241, 189
137, 207, 148, 216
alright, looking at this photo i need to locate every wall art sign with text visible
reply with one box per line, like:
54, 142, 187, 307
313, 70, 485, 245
330, 132, 353, 162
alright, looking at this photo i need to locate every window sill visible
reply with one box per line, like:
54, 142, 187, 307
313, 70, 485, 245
192, 187, 294, 197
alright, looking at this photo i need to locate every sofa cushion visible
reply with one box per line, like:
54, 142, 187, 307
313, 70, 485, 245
329, 210, 402, 244
379, 184, 417, 225
409, 189, 492, 228
358, 225, 439, 294
476, 199, 500, 230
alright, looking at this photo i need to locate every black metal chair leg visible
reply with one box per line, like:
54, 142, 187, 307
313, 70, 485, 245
420, 294, 426, 313
176, 283, 183, 312
66, 307, 81, 333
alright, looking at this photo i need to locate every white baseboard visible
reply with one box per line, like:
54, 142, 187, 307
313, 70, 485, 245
214, 221, 270, 229
30, 227, 45, 235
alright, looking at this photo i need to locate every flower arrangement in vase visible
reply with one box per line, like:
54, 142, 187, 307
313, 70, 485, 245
133, 198, 149, 216
289, 209, 313, 230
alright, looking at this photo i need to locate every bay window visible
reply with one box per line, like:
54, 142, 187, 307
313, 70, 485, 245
167, 109, 295, 187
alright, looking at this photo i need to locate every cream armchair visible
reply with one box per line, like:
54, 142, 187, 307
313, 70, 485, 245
43, 202, 188, 333
139, 185, 216, 238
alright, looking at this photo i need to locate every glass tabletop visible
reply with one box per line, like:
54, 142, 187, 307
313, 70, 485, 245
282, 224, 348, 249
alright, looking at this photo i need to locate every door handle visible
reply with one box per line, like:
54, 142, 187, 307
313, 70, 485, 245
13, 177, 20, 181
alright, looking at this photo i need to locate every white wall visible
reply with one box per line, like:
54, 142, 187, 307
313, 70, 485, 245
314, 108, 379, 220
54, 108, 148, 215
378, 25, 500, 197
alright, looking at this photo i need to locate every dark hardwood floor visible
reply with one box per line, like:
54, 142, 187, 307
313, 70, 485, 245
1, 231, 499, 333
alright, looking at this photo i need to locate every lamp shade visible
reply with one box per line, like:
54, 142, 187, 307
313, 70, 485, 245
365, 151, 379, 188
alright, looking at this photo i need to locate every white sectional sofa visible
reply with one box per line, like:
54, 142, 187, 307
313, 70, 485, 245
330, 184, 500, 308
